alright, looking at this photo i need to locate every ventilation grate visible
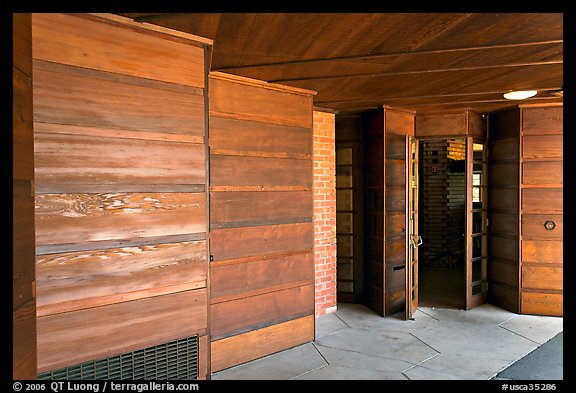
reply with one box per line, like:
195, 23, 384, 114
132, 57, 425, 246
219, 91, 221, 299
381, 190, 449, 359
38, 336, 199, 380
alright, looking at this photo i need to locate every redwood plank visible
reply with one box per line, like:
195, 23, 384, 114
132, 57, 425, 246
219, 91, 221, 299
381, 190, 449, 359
210, 316, 315, 372
13, 66, 34, 181
37, 289, 208, 373
209, 76, 312, 128
210, 222, 313, 262
32, 13, 206, 88
211, 251, 314, 301
522, 135, 563, 158
490, 163, 519, 186
33, 63, 204, 136
13, 13, 32, 76
210, 191, 312, 229
522, 240, 563, 263
35, 193, 206, 248
416, 112, 467, 137
34, 132, 206, 191
521, 266, 562, 291
36, 241, 208, 316
210, 284, 314, 339
521, 291, 562, 316
522, 106, 563, 135
211, 155, 312, 188
490, 137, 519, 161
385, 108, 414, 136
13, 300, 37, 379
522, 189, 563, 213
522, 161, 562, 185
521, 214, 563, 240
209, 116, 312, 156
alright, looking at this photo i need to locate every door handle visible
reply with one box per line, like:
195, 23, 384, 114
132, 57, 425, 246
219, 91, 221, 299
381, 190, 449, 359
410, 235, 423, 248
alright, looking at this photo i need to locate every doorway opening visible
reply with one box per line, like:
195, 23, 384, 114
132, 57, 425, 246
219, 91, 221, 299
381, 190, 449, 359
418, 138, 467, 309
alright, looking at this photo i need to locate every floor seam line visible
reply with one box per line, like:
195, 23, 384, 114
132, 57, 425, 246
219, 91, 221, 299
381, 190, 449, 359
497, 325, 542, 345
417, 308, 440, 321
313, 342, 416, 367
288, 343, 330, 380
333, 313, 352, 328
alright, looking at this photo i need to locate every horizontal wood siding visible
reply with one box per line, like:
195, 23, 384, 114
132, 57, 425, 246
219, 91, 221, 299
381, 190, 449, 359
13, 13, 37, 379
209, 73, 315, 371
519, 104, 563, 316
32, 13, 209, 374
211, 316, 315, 372
487, 108, 520, 313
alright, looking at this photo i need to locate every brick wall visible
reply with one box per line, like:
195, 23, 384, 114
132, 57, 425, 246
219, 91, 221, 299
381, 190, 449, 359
313, 110, 337, 316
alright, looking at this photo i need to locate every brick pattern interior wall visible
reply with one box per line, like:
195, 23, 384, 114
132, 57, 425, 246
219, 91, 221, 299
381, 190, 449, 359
313, 110, 337, 316
421, 139, 466, 267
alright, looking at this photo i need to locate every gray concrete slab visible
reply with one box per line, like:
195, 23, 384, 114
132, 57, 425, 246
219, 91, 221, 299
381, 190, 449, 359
499, 315, 564, 344
211, 303, 563, 380
293, 364, 408, 380
315, 326, 438, 365
404, 352, 515, 380
211, 342, 327, 380
315, 312, 350, 339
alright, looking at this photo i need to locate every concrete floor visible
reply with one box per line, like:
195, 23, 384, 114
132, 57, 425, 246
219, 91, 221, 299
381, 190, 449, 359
212, 303, 563, 380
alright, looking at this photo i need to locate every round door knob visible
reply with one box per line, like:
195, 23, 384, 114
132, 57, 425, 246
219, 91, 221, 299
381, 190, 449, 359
544, 220, 556, 231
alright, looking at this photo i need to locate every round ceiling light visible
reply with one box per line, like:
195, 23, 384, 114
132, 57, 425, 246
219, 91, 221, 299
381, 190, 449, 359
503, 90, 538, 100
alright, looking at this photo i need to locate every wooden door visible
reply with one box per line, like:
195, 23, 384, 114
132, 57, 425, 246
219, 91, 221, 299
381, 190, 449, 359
208, 72, 316, 372
336, 143, 364, 303
406, 136, 420, 319
465, 137, 489, 309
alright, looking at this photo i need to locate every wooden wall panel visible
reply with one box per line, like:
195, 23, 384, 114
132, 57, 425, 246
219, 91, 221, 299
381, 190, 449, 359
519, 104, 563, 316
37, 289, 208, 373
32, 13, 210, 375
32, 13, 206, 88
211, 316, 315, 372
13, 13, 37, 379
416, 112, 467, 137
209, 73, 315, 371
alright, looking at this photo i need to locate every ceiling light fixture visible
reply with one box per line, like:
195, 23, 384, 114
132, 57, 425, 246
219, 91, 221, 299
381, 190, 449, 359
503, 90, 538, 100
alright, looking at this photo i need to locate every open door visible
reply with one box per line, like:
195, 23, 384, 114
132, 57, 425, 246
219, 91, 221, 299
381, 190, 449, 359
465, 137, 488, 309
406, 136, 420, 319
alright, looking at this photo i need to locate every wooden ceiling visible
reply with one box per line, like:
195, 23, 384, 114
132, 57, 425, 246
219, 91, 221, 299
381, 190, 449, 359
117, 13, 563, 114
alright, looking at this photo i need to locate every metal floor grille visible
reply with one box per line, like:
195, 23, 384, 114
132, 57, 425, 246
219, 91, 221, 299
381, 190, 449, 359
38, 336, 199, 380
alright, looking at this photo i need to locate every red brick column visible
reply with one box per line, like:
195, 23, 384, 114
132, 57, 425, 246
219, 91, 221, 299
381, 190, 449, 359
313, 110, 337, 316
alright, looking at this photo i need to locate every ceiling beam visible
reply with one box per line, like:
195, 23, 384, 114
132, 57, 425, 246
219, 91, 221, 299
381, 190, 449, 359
214, 40, 563, 71
267, 60, 563, 83
314, 86, 564, 105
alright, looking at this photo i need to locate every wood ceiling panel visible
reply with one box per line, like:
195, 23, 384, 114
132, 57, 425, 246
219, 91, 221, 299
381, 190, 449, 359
415, 13, 563, 50
113, 13, 563, 114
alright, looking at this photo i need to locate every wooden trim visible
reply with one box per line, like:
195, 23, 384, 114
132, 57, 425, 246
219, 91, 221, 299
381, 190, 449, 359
210, 148, 311, 160
210, 185, 311, 192
209, 71, 317, 97
35, 184, 206, 194
82, 13, 214, 46
313, 106, 339, 114
215, 40, 563, 70
36, 233, 207, 255
210, 315, 314, 372
35, 122, 204, 144
518, 102, 563, 108
210, 217, 312, 230
210, 248, 313, 268
270, 60, 563, 83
